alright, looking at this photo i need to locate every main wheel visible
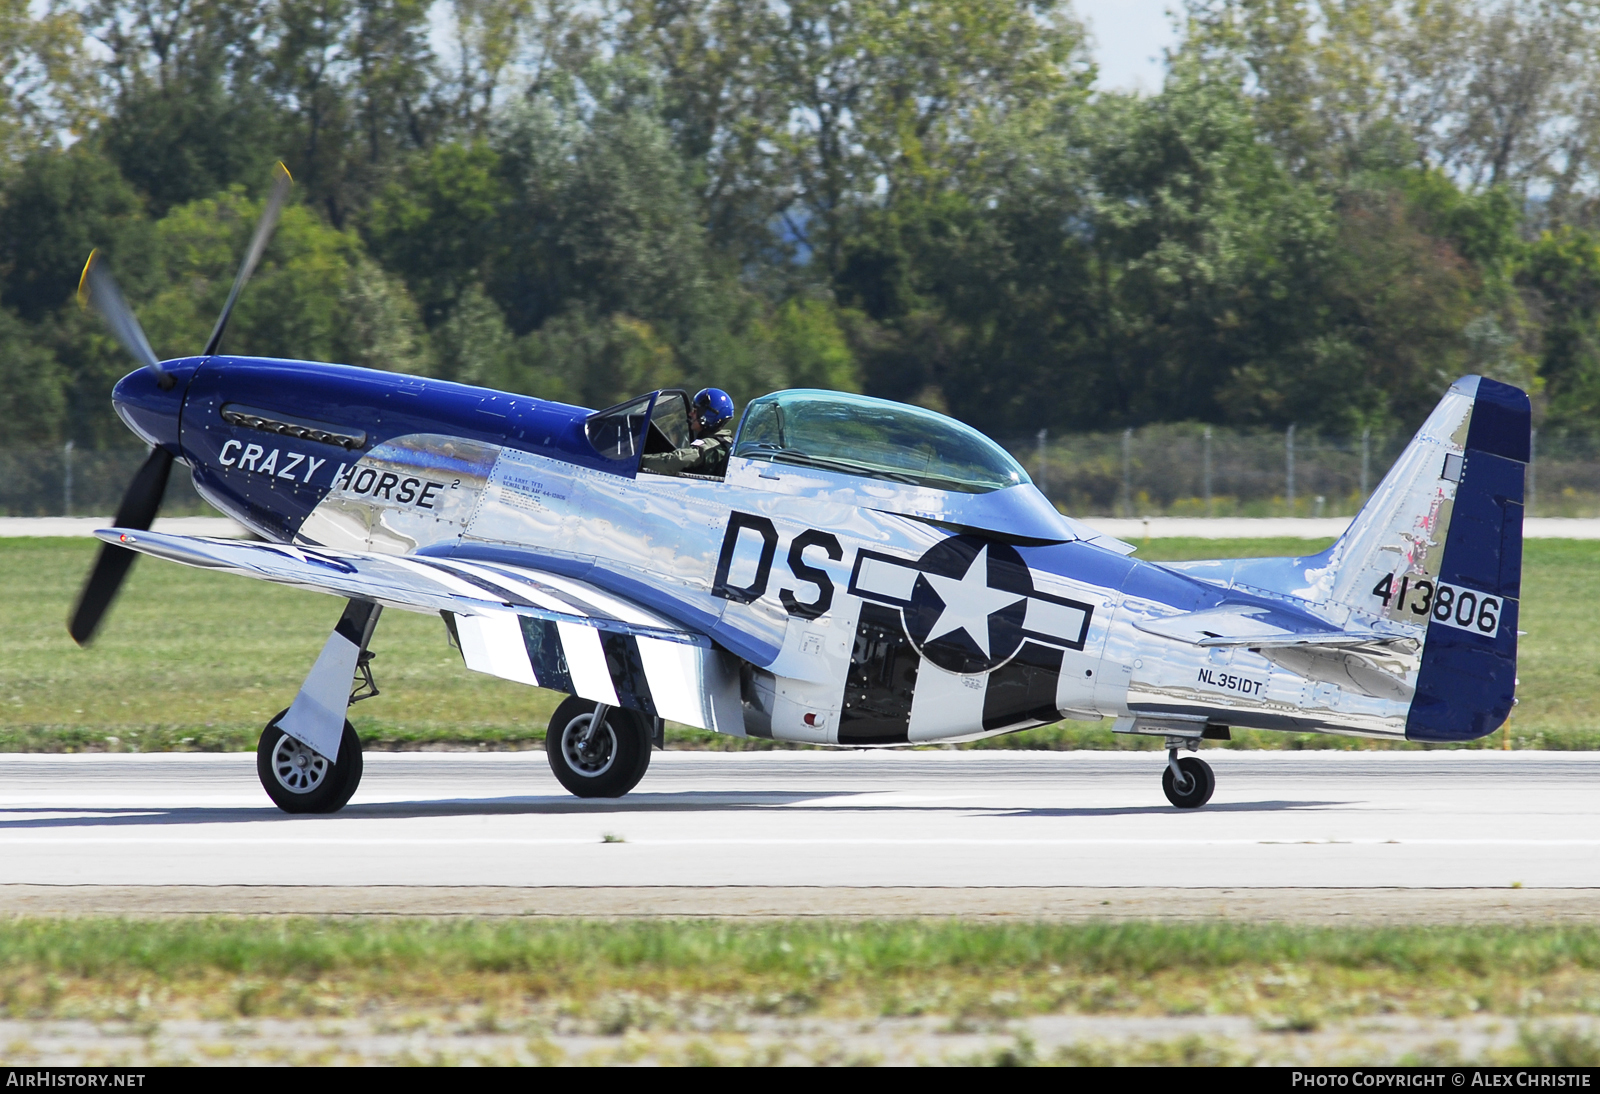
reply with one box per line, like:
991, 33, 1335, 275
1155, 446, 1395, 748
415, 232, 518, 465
546, 696, 652, 798
1162, 755, 1215, 809
256, 709, 364, 814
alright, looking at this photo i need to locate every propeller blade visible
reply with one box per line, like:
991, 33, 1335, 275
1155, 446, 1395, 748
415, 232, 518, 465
77, 251, 171, 389
203, 161, 293, 357
67, 447, 174, 646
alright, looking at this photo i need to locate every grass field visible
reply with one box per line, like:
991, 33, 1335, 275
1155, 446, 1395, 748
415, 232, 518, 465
4, 918, 1600, 1064
2, 536, 1595, 752
8, 917, 1597, 1022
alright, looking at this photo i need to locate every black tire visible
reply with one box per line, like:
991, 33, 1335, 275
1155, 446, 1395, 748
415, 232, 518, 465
1162, 755, 1215, 809
546, 696, 652, 798
256, 709, 364, 814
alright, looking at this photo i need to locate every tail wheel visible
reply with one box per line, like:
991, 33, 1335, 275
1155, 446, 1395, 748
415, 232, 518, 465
546, 696, 652, 798
256, 709, 364, 814
1162, 755, 1215, 809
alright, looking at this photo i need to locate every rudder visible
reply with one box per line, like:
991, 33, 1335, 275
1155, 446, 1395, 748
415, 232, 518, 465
1405, 377, 1528, 741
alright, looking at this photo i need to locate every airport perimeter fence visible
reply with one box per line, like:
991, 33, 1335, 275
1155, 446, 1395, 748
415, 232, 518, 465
1001, 424, 1600, 518
6, 426, 1600, 518
0, 445, 209, 517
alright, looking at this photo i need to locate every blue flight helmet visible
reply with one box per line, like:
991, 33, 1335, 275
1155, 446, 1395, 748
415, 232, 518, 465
693, 387, 734, 432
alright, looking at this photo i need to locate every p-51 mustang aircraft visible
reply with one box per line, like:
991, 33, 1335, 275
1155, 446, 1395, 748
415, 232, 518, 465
71, 167, 1528, 813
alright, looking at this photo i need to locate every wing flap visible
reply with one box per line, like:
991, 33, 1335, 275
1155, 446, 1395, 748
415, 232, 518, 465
97, 528, 743, 732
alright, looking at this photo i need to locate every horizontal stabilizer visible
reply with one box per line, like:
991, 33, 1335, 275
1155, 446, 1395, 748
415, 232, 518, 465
93, 528, 742, 733
1133, 603, 1402, 650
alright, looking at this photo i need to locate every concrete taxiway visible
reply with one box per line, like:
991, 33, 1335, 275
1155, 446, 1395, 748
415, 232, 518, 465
0, 749, 1595, 919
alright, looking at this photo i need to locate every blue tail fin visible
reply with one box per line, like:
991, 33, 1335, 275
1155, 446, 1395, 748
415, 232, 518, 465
1404, 377, 1528, 741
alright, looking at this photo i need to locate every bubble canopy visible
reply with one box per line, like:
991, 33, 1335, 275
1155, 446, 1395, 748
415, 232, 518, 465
731, 390, 1031, 495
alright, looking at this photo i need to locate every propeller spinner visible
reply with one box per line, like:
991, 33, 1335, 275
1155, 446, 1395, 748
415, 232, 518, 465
67, 162, 293, 646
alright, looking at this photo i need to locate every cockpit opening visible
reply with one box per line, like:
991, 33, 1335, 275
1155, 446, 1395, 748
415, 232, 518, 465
587, 389, 728, 478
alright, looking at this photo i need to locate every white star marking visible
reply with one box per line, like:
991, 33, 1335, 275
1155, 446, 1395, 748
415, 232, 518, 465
921, 545, 1027, 656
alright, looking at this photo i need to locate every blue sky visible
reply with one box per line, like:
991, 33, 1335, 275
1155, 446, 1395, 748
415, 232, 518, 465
1075, 0, 1179, 93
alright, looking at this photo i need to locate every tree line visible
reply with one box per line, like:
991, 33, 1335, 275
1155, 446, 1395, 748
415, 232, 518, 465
4, 0, 1600, 450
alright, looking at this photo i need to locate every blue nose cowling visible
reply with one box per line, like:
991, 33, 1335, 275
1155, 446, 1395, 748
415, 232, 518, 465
112, 360, 196, 453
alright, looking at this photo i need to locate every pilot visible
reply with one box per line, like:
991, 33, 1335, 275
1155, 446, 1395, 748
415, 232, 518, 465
642, 388, 736, 478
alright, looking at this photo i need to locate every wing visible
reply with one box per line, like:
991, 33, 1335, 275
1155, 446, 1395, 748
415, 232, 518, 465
1132, 603, 1412, 650
95, 528, 743, 732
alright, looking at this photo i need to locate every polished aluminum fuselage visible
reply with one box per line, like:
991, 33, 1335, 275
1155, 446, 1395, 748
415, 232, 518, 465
276, 432, 1418, 744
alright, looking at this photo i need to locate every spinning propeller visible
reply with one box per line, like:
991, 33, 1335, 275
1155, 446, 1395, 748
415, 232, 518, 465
68, 162, 293, 646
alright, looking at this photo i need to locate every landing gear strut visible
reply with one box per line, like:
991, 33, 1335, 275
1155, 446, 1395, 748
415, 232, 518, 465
1162, 736, 1215, 809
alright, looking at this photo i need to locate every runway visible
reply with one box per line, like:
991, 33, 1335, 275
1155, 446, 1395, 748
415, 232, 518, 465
0, 749, 1596, 919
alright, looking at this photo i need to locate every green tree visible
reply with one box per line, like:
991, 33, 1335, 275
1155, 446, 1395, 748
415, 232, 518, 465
1523, 228, 1600, 426
767, 297, 859, 391
88, 0, 283, 215
0, 0, 98, 172
431, 281, 514, 384
0, 306, 66, 444
0, 147, 147, 323
620, 0, 1090, 276
0, 0, 1594, 452
1180, 0, 1600, 206
364, 140, 509, 327
1282, 179, 1477, 429
268, 0, 439, 227
140, 185, 429, 370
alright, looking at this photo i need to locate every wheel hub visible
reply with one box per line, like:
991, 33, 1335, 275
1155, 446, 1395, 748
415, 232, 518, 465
562, 714, 617, 777
271, 732, 329, 794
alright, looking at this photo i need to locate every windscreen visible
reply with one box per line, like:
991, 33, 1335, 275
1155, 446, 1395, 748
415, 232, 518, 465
732, 390, 1029, 494
585, 394, 653, 461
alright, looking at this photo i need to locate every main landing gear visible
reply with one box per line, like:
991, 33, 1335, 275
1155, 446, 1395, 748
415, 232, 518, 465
546, 696, 657, 798
256, 599, 380, 815
1162, 736, 1215, 809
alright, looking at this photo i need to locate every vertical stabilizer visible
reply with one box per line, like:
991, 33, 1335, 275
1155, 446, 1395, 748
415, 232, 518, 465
1322, 376, 1528, 740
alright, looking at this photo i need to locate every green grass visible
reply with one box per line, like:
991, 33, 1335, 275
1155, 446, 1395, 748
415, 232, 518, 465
8, 917, 1600, 1031
1, 536, 1595, 751
0, 536, 564, 752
